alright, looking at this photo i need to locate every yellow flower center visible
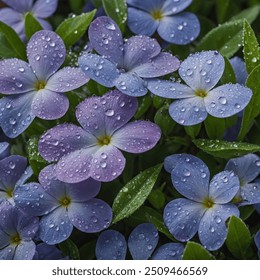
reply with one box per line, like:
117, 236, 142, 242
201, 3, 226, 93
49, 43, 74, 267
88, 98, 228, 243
59, 196, 71, 207
203, 197, 215, 209
6, 187, 13, 198
97, 135, 111, 146
11, 234, 21, 245
195, 88, 208, 98
151, 10, 164, 20
35, 80, 46, 91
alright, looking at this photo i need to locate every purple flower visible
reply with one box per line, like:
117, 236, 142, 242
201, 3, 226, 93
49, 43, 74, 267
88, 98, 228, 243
38, 90, 161, 183
163, 154, 240, 251
229, 56, 248, 86
127, 0, 200, 45
225, 154, 260, 206
151, 242, 184, 260
78, 16, 180, 97
0, 0, 58, 40
0, 142, 10, 160
148, 51, 252, 126
14, 164, 112, 245
33, 243, 68, 260
0, 155, 32, 205
0, 30, 89, 138
0, 201, 39, 260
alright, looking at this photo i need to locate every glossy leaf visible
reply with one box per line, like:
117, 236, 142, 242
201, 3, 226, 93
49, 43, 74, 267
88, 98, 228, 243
58, 239, 80, 260
25, 12, 43, 40
182, 241, 216, 260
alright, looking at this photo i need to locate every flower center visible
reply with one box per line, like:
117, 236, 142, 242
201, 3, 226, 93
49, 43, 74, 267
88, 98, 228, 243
11, 234, 21, 245
203, 197, 215, 209
6, 187, 13, 198
195, 88, 208, 98
59, 196, 71, 207
97, 135, 111, 146
151, 10, 164, 20
35, 80, 46, 91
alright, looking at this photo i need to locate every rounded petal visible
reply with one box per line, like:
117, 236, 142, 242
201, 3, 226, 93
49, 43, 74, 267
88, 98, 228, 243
0, 8, 24, 37
209, 171, 240, 204
240, 182, 260, 205
2, 0, 33, 12
36, 18, 53, 30
15, 166, 33, 186
179, 51, 225, 90
158, 12, 200, 45
0, 92, 35, 138
0, 58, 37, 94
127, 0, 164, 11
164, 198, 206, 242
128, 223, 159, 260
127, 8, 159, 36
95, 230, 127, 260
169, 97, 208, 126
68, 198, 112, 233
225, 154, 260, 184
46, 67, 89, 93
39, 207, 73, 245
90, 145, 126, 182
0, 142, 10, 160
164, 153, 189, 173
27, 30, 66, 80
254, 230, 260, 251
14, 241, 36, 260
151, 243, 184, 260
31, 89, 69, 120
32, 0, 58, 18
39, 123, 96, 162
170, 154, 210, 202
112, 120, 161, 153
198, 204, 239, 251
0, 245, 15, 259
88, 16, 123, 64
162, 0, 192, 15
205, 84, 252, 118
78, 53, 119, 87
229, 56, 248, 85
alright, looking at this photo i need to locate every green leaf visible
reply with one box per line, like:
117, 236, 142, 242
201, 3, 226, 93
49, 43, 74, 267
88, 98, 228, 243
154, 105, 175, 136
79, 240, 96, 260
221, 56, 236, 84
24, 12, 43, 40
184, 123, 201, 139
148, 187, 166, 210
56, 11, 96, 49
112, 164, 162, 224
204, 116, 226, 139
135, 95, 152, 119
225, 216, 251, 259
243, 19, 260, 74
231, 4, 260, 23
0, 21, 26, 60
193, 139, 260, 158
238, 64, 260, 140
0, 33, 19, 58
182, 242, 216, 260
58, 239, 80, 260
216, 0, 231, 23
102, 0, 127, 32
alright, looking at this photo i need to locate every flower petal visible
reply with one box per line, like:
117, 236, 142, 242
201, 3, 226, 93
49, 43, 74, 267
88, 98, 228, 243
68, 198, 112, 233
254, 230, 260, 251
90, 145, 126, 182
88, 16, 123, 64
46, 67, 89, 92
151, 243, 184, 260
0, 8, 23, 30
229, 56, 248, 85
36, 18, 53, 30
112, 120, 161, 153
164, 153, 189, 173
38, 123, 96, 162
198, 204, 239, 251
225, 154, 260, 184
158, 12, 200, 45
95, 230, 127, 260
128, 223, 159, 260
170, 154, 210, 202
0, 142, 10, 160
15, 166, 33, 186
78, 53, 119, 87
240, 182, 260, 206
179, 51, 224, 90
14, 241, 36, 260
0, 58, 37, 94
32, 0, 58, 18
204, 84, 252, 118
2, 0, 33, 12
209, 171, 240, 203
27, 30, 66, 80
39, 208, 73, 245
169, 97, 208, 126
164, 198, 206, 242
31, 89, 69, 120
162, 0, 192, 15
127, 0, 164, 11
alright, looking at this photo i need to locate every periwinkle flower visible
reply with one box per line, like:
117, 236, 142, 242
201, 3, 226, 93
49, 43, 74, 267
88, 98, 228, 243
0, 201, 39, 260
0, 0, 58, 40
0, 141, 10, 160
229, 56, 248, 86
225, 154, 260, 205
148, 51, 252, 126
78, 16, 180, 97
163, 154, 240, 250
14, 164, 112, 245
38, 90, 161, 183
255, 230, 260, 259
127, 0, 200, 45
33, 243, 68, 260
0, 30, 89, 138
151, 242, 184, 260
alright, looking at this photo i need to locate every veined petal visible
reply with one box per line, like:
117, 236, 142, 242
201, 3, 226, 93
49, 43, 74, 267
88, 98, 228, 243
240, 182, 260, 206
198, 204, 239, 251
0, 58, 37, 94
112, 120, 161, 153
32, 0, 58, 18
126, 0, 164, 11
31, 89, 69, 120
2, 0, 33, 12
27, 30, 66, 81
0, 8, 23, 29
169, 97, 208, 126
205, 84, 252, 118
151, 243, 184, 260
88, 16, 123, 65
164, 198, 206, 242
164, 153, 190, 173
162, 0, 192, 15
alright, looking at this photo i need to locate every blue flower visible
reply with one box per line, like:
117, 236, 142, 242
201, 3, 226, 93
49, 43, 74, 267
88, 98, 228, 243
225, 154, 260, 205
78, 16, 180, 97
14, 164, 112, 245
0, 30, 89, 138
163, 154, 240, 250
0, 201, 39, 260
33, 243, 68, 260
127, 0, 200, 45
38, 90, 161, 183
254, 230, 260, 259
0, 0, 58, 40
148, 51, 252, 126
229, 56, 248, 86
0, 141, 10, 160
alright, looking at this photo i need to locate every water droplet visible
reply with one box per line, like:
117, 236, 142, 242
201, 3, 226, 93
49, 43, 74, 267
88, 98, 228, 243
214, 216, 222, 224
9, 161, 15, 169
106, 23, 116, 30
105, 109, 115, 117
101, 153, 107, 159
210, 226, 215, 233
255, 160, 260, 167
18, 67, 25, 73
218, 97, 227, 105
186, 69, 193, 76
235, 103, 241, 109
183, 169, 191, 177
101, 162, 107, 168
